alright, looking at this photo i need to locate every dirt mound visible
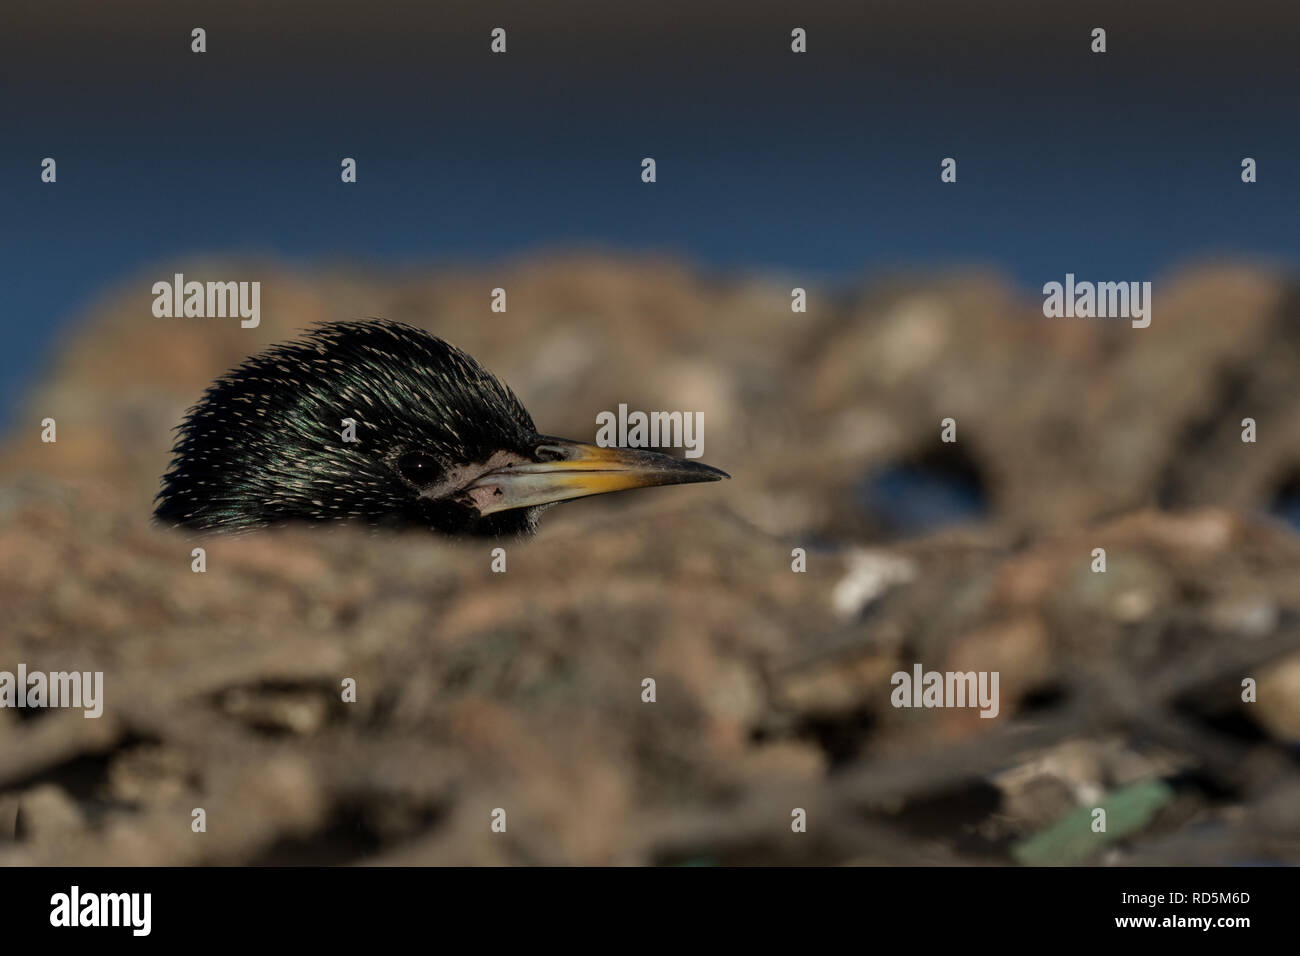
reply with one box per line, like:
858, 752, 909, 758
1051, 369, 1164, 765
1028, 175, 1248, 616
3, 256, 1299, 864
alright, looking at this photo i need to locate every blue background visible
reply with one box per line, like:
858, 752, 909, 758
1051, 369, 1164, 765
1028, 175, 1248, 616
3, 1, 1297, 419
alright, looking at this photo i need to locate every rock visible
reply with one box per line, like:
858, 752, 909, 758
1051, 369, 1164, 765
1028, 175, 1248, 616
3, 256, 1300, 865
14, 784, 84, 844
1251, 652, 1300, 742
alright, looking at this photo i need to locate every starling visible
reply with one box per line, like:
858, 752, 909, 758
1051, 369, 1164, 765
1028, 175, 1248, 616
154, 320, 729, 536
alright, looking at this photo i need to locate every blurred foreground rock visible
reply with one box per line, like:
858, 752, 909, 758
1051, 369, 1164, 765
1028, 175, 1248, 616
2, 255, 1300, 864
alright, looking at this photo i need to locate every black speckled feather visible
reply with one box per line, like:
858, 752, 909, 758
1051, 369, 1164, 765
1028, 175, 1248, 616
155, 320, 540, 536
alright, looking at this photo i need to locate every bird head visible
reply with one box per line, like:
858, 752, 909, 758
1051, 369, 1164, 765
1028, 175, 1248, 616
155, 320, 729, 536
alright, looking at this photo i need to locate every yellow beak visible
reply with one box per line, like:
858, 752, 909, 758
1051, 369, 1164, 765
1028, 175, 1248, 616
465, 438, 729, 515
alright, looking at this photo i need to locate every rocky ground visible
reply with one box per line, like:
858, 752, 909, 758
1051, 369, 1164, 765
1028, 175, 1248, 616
2, 255, 1299, 865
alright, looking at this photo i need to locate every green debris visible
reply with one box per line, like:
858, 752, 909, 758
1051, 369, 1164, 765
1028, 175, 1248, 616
1012, 779, 1176, 865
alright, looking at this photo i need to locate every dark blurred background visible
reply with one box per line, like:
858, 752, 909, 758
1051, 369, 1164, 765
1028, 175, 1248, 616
4, 0, 1299, 415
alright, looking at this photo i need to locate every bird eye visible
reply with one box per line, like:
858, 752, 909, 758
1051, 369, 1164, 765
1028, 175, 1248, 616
396, 451, 440, 485
534, 444, 567, 463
